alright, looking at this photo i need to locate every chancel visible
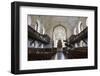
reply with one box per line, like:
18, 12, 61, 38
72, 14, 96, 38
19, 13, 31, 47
28, 15, 88, 61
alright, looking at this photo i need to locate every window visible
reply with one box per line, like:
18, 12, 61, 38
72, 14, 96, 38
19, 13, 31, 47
53, 25, 66, 47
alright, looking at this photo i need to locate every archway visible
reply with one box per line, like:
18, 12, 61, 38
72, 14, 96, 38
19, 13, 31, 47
53, 25, 67, 48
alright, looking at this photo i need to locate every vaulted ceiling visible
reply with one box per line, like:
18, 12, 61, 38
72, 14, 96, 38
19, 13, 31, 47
29, 15, 87, 39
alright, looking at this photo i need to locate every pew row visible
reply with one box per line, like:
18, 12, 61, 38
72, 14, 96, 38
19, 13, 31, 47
63, 47, 88, 59
28, 48, 57, 61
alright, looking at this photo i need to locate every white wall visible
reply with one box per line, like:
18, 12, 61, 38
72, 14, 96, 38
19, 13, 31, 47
0, 0, 99, 76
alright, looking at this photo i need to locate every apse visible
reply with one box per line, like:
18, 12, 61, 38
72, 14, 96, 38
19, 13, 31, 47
53, 25, 67, 48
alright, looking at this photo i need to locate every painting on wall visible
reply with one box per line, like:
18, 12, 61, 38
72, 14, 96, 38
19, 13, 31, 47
11, 1, 97, 74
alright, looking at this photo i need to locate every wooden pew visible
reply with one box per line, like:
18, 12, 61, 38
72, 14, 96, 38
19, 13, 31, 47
28, 48, 57, 61
63, 47, 88, 59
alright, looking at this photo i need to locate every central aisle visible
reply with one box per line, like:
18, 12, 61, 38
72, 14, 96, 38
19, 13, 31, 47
54, 51, 65, 60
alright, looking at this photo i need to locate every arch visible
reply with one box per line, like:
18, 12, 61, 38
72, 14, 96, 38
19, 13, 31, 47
42, 26, 45, 34
34, 22, 38, 31
34, 19, 41, 33
52, 24, 67, 38
53, 24, 67, 47
78, 21, 84, 33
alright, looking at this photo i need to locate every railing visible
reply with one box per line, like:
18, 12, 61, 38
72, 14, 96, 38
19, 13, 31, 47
64, 27, 88, 48
28, 25, 50, 44
69, 27, 87, 44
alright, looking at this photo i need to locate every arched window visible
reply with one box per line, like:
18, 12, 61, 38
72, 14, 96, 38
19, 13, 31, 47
78, 21, 83, 33
42, 26, 45, 34
53, 25, 66, 48
35, 22, 38, 31
34, 19, 41, 33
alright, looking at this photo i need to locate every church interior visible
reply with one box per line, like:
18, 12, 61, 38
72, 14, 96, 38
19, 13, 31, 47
28, 15, 88, 61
